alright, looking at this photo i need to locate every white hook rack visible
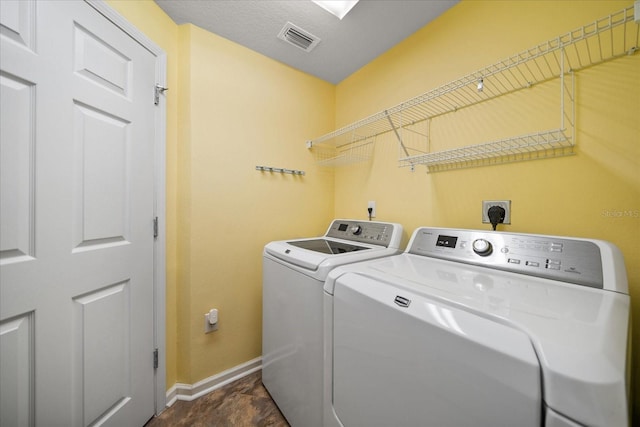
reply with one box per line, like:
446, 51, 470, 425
256, 165, 305, 175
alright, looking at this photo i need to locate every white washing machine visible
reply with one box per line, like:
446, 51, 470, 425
262, 219, 403, 427
323, 227, 630, 427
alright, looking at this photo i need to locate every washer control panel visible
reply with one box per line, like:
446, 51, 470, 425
409, 227, 604, 289
326, 219, 400, 248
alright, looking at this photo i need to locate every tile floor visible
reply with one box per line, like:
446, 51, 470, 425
144, 371, 289, 427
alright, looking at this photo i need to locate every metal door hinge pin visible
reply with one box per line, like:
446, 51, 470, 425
153, 217, 159, 238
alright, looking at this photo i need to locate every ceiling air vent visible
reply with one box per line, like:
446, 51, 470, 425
277, 22, 320, 52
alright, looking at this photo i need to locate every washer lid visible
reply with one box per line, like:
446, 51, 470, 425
265, 238, 393, 272
263, 219, 404, 273
265, 240, 330, 270
327, 254, 630, 427
287, 238, 370, 254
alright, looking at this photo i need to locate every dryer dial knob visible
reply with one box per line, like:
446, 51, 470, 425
472, 239, 493, 256
351, 225, 363, 235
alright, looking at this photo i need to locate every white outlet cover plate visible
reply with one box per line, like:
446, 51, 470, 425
204, 313, 218, 333
482, 200, 511, 224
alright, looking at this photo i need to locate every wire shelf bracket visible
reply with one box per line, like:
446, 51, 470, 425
307, 137, 375, 167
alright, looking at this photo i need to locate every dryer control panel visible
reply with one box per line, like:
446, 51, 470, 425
408, 228, 606, 289
325, 219, 402, 249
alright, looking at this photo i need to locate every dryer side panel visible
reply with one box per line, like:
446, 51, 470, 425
332, 274, 541, 427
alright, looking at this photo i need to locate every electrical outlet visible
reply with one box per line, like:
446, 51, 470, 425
204, 309, 219, 333
367, 201, 376, 218
482, 200, 511, 224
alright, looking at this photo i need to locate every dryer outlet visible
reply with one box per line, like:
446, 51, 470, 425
482, 200, 511, 224
367, 201, 376, 218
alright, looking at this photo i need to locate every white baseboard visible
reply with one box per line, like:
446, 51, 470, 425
164, 357, 262, 408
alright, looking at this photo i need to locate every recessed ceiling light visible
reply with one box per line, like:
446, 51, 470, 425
311, 0, 359, 20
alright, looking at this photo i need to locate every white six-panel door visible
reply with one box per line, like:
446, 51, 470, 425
1, 1, 157, 425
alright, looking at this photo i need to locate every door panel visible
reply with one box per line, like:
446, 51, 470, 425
0, 0, 35, 50
73, 23, 132, 97
0, 312, 34, 427
0, 72, 35, 262
73, 281, 130, 426
72, 101, 130, 248
0, 1, 156, 426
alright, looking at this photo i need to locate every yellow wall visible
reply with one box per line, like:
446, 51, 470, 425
334, 0, 640, 418
182, 24, 335, 382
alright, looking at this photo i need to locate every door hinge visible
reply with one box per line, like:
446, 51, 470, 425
153, 348, 159, 369
154, 84, 168, 105
153, 216, 158, 239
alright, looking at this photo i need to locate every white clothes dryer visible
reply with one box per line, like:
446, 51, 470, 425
323, 227, 630, 427
262, 219, 403, 427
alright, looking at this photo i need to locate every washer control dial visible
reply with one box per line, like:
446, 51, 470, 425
350, 225, 363, 235
472, 239, 493, 256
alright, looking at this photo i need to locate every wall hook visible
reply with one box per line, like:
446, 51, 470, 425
256, 165, 305, 176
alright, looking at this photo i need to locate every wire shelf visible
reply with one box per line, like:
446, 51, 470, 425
398, 129, 574, 171
310, 139, 374, 167
306, 6, 639, 169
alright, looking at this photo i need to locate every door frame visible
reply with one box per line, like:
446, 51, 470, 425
85, 0, 167, 414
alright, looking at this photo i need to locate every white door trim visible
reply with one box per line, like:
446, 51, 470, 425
84, 0, 167, 414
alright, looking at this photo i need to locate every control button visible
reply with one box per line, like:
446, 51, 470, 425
351, 225, 362, 235
550, 243, 563, 252
525, 261, 539, 267
472, 239, 493, 256
508, 258, 521, 264
501, 247, 509, 254
546, 259, 561, 270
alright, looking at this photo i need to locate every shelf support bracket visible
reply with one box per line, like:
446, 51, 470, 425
384, 110, 409, 157
385, 110, 415, 170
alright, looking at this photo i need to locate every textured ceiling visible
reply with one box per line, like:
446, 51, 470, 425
155, 0, 459, 84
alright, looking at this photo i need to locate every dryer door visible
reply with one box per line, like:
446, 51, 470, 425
332, 273, 542, 427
